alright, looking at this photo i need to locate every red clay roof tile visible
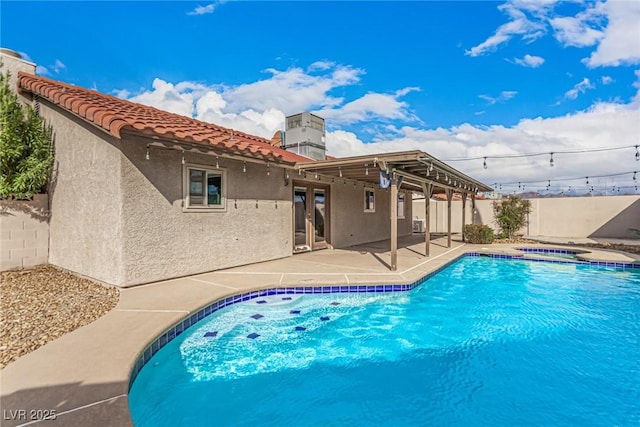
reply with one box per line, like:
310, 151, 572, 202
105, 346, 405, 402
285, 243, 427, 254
17, 73, 311, 164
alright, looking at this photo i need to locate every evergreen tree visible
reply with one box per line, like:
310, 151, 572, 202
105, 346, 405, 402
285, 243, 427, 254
0, 70, 53, 199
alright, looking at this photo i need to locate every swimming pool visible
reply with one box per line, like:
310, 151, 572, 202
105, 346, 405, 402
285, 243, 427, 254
128, 256, 640, 426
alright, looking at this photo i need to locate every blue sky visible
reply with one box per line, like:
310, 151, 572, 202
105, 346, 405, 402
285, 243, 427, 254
2, 1, 640, 193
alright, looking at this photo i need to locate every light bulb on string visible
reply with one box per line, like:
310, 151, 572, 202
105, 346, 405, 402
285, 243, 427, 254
549, 152, 554, 167
365, 164, 369, 175
586, 177, 589, 185
145, 145, 150, 160
633, 171, 637, 181
483, 157, 487, 169
267, 164, 270, 176
636, 145, 639, 161
216, 156, 219, 169
339, 167, 343, 178
243, 162, 247, 173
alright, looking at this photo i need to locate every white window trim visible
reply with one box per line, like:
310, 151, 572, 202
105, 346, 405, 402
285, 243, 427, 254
183, 163, 227, 212
364, 188, 375, 213
397, 193, 406, 219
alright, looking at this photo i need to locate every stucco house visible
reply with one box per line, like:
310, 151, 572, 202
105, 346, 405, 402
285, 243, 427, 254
2, 50, 491, 287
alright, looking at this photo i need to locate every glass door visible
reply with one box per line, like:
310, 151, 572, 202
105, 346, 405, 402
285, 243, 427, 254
312, 188, 327, 249
294, 187, 308, 251
292, 184, 329, 252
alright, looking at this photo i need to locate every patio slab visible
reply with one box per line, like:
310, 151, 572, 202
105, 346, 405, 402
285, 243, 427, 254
1, 235, 638, 426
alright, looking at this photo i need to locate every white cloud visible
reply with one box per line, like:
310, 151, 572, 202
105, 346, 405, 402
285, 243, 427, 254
601, 76, 613, 85
119, 60, 640, 192
479, 90, 518, 105
564, 78, 595, 99
466, 2, 549, 56
36, 65, 50, 76
513, 54, 545, 67
187, 1, 226, 16
121, 63, 416, 136
584, 0, 640, 67
549, 2, 605, 48
52, 59, 66, 73
325, 94, 640, 191
469, 0, 640, 68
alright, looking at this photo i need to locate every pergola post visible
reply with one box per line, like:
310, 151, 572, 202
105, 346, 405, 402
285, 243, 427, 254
461, 192, 467, 242
390, 173, 398, 271
421, 183, 433, 257
446, 188, 453, 248
471, 194, 476, 224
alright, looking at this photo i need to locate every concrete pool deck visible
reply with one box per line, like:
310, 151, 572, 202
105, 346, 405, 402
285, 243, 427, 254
1, 235, 639, 426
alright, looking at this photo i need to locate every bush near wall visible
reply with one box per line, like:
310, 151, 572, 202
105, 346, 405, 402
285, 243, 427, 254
464, 224, 494, 244
0, 70, 54, 200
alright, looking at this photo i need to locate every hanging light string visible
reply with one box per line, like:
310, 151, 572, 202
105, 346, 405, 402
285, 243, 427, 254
442, 144, 639, 162
494, 169, 638, 187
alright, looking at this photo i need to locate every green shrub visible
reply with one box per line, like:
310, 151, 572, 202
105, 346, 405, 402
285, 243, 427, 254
492, 196, 531, 239
463, 224, 494, 244
0, 70, 54, 199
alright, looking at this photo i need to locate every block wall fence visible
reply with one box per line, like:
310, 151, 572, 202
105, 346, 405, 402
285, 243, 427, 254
0, 195, 49, 271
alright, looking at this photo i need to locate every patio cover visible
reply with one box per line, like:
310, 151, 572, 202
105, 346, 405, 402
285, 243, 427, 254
295, 150, 493, 270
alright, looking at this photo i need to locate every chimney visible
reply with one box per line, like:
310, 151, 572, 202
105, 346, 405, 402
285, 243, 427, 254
0, 48, 37, 106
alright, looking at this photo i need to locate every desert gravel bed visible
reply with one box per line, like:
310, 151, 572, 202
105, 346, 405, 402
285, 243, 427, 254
0, 265, 119, 369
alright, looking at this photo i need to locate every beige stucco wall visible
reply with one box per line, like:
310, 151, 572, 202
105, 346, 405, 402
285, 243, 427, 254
413, 195, 640, 239
118, 136, 294, 285
0, 195, 49, 270
330, 184, 412, 248
39, 102, 127, 285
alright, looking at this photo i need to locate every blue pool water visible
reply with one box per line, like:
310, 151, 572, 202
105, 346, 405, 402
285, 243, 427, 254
129, 257, 640, 426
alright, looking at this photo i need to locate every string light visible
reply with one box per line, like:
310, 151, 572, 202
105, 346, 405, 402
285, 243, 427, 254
586, 177, 589, 185
443, 144, 638, 162
633, 171, 637, 181
429, 162, 434, 172
315, 170, 319, 179
339, 167, 343, 178
181, 152, 185, 165
145, 145, 150, 160
549, 152, 554, 167
267, 164, 270, 176
483, 157, 487, 169
216, 156, 219, 169
243, 161, 246, 173
365, 164, 369, 175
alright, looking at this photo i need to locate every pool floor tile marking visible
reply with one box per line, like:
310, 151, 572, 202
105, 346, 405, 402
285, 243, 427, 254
290, 310, 301, 314
204, 331, 218, 338
256, 300, 267, 304
295, 326, 306, 331
251, 314, 264, 319
282, 297, 292, 300
247, 333, 260, 339
330, 302, 341, 306
320, 316, 330, 321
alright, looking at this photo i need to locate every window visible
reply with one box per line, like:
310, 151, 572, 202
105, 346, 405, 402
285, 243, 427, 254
364, 189, 375, 212
184, 164, 226, 211
397, 193, 405, 219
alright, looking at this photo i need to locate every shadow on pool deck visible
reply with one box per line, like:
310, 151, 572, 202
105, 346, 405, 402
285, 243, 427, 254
1, 235, 638, 426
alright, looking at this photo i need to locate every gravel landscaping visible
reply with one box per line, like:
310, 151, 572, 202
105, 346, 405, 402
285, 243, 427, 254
0, 265, 119, 369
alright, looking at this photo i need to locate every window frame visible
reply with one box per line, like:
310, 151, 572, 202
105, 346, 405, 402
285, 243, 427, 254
364, 188, 375, 213
183, 163, 227, 212
397, 193, 406, 219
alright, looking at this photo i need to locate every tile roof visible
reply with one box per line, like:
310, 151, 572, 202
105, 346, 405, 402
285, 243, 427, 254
17, 73, 310, 164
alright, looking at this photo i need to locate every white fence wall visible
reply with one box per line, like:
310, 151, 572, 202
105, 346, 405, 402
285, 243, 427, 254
413, 195, 640, 239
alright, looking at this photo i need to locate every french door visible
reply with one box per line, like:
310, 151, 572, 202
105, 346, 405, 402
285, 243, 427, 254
293, 184, 329, 252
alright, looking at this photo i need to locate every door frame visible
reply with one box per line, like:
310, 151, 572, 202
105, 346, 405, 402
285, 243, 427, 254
292, 182, 330, 252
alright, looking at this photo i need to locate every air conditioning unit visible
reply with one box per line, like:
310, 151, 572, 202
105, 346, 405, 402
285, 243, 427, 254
412, 219, 425, 233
